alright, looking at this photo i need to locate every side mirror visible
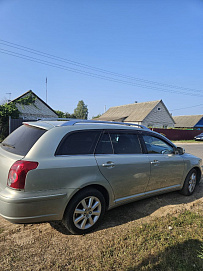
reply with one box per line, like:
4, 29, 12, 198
176, 147, 185, 155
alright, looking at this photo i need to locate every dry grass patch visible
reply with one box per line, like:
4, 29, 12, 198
0, 206, 202, 271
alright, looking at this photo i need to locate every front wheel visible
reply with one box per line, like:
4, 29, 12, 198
180, 169, 197, 196
63, 188, 106, 235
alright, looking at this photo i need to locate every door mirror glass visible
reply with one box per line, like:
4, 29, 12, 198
176, 147, 185, 155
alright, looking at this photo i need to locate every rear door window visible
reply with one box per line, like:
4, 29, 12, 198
56, 130, 101, 155
95, 131, 142, 154
110, 133, 142, 154
1, 124, 46, 156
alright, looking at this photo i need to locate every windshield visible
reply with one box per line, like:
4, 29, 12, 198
1, 124, 46, 156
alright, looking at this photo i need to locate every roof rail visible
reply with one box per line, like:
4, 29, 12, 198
61, 119, 149, 130
37, 118, 150, 130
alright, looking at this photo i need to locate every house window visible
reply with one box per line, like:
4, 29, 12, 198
157, 107, 161, 111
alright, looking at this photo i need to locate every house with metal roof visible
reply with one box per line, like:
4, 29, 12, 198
98, 100, 175, 128
173, 115, 203, 129
9, 90, 58, 120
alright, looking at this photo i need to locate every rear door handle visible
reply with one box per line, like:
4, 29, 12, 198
102, 161, 115, 168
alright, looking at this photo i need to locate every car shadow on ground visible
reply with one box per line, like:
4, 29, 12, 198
50, 180, 203, 235
127, 239, 203, 271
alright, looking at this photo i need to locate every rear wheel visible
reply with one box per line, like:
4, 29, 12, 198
63, 188, 106, 234
180, 169, 197, 196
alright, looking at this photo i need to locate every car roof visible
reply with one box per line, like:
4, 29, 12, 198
23, 119, 177, 148
23, 119, 151, 131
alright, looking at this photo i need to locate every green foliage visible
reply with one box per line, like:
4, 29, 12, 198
55, 110, 76, 119
0, 103, 19, 140
74, 100, 88, 119
92, 113, 101, 119
56, 100, 88, 120
199, 245, 203, 259
0, 92, 36, 139
17, 93, 36, 106
55, 110, 65, 118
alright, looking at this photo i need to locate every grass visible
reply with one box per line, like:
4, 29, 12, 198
0, 209, 202, 270
95, 210, 203, 271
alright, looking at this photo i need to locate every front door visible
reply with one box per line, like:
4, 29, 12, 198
142, 135, 184, 191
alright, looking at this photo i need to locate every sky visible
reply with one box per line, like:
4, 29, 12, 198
0, 0, 203, 119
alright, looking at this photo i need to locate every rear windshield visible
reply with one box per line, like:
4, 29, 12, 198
1, 124, 46, 156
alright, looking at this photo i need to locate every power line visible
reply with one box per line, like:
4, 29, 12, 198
1, 39, 202, 94
171, 103, 203, 111
0, 41, 203, 98
2, 48, 203, 98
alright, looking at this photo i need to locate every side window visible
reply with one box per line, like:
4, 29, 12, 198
56, 131, 100, 155
143, 135, 174, 154
95, 132, 113, 154
110, 133, 142, 154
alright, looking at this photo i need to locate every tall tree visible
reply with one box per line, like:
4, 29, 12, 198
74, 100, 88, 119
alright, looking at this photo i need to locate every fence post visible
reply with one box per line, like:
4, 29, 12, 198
9, 116, 11, 134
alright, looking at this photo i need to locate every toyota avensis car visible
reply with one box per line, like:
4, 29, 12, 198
0, 119, 202, 234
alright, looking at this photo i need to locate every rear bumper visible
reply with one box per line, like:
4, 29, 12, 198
0, 188, 73, 224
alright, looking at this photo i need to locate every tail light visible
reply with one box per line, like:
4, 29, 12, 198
7, 160, 38, 189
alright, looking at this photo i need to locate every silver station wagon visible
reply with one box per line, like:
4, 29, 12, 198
0, 119, 202, 234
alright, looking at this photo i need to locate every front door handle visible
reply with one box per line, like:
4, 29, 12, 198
151, 160, 160, 165
102, 161, 115, 168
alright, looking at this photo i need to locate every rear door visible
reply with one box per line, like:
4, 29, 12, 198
94, 130, 150, 202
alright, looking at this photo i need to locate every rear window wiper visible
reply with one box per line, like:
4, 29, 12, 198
1, 143, 15, 149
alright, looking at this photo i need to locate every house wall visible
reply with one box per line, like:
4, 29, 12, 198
142, 102, 174, 128
16, 97, 57, 120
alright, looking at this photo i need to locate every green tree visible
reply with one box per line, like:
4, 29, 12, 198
55, 110, 65, 118
92, 114, 101, 119
0, 92, 36, 140
74, 100, 88, 119
55, 110, 76, 119
0, 103, 19, 140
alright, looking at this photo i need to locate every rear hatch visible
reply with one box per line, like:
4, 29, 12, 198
0, 124, 46, 190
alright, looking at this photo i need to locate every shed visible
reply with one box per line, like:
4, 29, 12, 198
173, 115, 203, 129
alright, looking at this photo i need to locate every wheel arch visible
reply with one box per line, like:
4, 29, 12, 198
193, 166, 202, 184
63, 184, 110, 218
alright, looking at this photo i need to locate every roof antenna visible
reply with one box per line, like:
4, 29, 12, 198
46, 77, 48, 103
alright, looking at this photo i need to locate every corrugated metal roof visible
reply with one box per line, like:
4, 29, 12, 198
98, 100, 162, 121
173, 115, 203, 128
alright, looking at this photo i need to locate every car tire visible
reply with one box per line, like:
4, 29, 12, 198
62, 188, 106, 235
180, 169, 197, 196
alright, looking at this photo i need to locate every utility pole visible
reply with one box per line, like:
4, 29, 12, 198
46, 77, 48, 103
6, 93, 12, 102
